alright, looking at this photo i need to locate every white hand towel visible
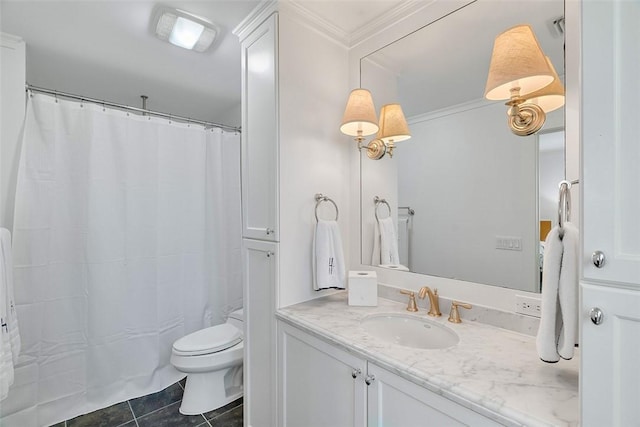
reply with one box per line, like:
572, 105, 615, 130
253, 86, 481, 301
313, 220, 346, 291
397, 216, 410, 269
371, 220, 381, 265
536, 226, 563, 363
377, 217, 400, 266
558, 222, 579, 359
0, 228, 19, 400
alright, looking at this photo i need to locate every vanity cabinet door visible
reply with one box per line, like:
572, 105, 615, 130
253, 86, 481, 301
240, 13, 279, 242
278, 322, 367, 427
366, 363, 502, 427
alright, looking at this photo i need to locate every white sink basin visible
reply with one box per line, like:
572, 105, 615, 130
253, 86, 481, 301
361, 314, 459, 349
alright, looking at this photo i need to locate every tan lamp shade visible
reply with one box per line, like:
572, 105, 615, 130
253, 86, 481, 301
377, 103, 411, 143
522, 56, 565, 113
484, 24, 554, 100
340, 88, 379, 137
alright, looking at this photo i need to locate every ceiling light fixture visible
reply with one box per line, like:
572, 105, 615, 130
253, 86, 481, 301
154, 7, 219, 52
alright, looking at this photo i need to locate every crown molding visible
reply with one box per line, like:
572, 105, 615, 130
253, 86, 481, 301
233, 0, 278, 42
350, 0, 436, 48
408, 97, 494, 124
1, 32, 25, 48
281, 0, 436, 49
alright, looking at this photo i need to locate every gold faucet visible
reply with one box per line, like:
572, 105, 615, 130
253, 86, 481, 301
448, 301, 472, 323
418, 286, 441, 317
399, 289, 418, 312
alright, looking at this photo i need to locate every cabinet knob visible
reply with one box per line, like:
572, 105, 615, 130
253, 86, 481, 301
365, 374, 375, 385
266, 251, 274, 258
351, 368, 361, 379
592, 251, 605, 268
589, 307, 604, 325
266, 228, 274, 235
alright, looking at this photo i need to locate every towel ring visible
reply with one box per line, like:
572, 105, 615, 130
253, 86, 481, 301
558, 180, 571, 234
374, 196, 391, 221
315, 193, 339, 222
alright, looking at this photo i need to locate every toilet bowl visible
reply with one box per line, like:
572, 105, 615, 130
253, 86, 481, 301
171, 309, 244, 415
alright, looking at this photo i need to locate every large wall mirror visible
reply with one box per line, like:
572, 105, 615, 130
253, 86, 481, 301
360, 0, 565, 293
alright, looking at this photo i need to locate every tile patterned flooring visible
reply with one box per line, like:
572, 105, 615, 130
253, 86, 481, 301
51, 379, 243, 427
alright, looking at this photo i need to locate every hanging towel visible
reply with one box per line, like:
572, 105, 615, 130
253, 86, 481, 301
397, 216, 410, 269
313, 220, 346, 290
372, 217, 400, 266
558, 222, 579, 359
0, 228, 20, 400
536, 226, 563, 363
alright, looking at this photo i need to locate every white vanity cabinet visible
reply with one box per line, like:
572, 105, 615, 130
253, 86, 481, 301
278, 321, 502, 427
239, 13, 279, 242
278, 322, 366, 427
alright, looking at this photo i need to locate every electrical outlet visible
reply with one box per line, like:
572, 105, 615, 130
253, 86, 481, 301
515, 295, 541, 317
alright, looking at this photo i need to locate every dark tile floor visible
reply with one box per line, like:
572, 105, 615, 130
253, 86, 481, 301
50, 378, 243, 427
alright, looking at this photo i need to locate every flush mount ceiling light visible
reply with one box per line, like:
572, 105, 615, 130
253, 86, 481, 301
154, 7, 219, 52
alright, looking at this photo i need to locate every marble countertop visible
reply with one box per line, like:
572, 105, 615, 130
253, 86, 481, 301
276, 292, 579, 427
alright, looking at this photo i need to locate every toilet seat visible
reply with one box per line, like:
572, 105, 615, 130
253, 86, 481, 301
173, 324, 242, 356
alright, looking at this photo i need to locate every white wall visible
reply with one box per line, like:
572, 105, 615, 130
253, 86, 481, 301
277, 8, 350, 308
0, 33, 26, 231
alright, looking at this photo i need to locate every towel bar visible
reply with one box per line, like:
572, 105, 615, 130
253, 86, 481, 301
374, 196, 391, 221
314, 193, 339, 222
558, 180, 575, 237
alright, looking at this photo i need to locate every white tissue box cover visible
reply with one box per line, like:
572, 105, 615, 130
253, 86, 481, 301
348, 271, 377, 306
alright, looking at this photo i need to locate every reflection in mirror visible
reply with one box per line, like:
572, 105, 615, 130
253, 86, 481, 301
360, 0, 565, 293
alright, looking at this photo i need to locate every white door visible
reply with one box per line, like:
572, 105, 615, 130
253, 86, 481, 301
580, 0, 640, 424
243, 238, 278, 427
241, 14, 279, 242
278, 323, 366, 427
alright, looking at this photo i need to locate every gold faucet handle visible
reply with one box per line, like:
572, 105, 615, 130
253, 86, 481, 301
399, 289, 418, 312
448, 301, 472, 323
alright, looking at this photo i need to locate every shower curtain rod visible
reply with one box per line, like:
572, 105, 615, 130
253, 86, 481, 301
25, 84, 241, 133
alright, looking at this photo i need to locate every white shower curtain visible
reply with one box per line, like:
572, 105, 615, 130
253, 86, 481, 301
1, 93, 241, 426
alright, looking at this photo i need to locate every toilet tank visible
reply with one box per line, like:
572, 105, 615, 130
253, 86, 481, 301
227, 309, 244, 332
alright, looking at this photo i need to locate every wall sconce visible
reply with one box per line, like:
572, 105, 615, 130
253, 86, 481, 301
522, 56, 565, 113
375, 103, 411, 159
340, 90, 411, 159
340, 88, 381, 156
484, 24, 555, 136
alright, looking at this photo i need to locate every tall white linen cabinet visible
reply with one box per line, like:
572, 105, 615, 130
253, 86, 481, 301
579, 0, 640, 425
234, 2, 350, 426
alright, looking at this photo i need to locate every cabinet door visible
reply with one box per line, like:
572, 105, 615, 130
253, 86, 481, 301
241, 14, 279, 241
278, 322, 366, 427
366, 363, 502, 427
243, 239, 278, 427
581, 283, 640, 427
582, 0, 640, 286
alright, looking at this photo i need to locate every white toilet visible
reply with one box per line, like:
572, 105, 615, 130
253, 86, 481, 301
171, 309, 244, 415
